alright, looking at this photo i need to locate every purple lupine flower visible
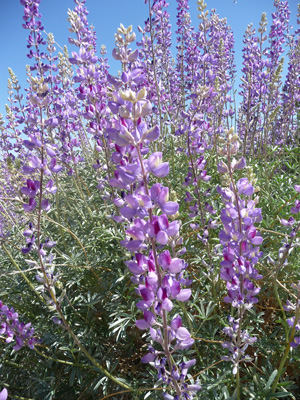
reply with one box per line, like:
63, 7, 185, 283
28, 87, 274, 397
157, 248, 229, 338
0, 301, 38, 351
280, 184, 300, 240
106, 22, 199, 398
148, 152, 169, 178
20, 179, 40, 198
283, 282, 300, 348
23, 198, 37, 213
217, 130, 262, 376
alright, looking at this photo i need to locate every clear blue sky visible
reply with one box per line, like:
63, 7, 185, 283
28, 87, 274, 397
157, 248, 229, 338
0, 0, 299, 117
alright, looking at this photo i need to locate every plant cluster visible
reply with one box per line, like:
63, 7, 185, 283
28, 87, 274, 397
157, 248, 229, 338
0, 0, 300, 399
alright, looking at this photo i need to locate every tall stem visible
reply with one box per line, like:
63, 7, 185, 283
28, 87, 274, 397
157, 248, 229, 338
271, 304, 300, 395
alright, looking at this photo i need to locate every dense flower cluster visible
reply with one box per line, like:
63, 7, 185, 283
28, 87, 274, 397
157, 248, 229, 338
217, 129, 263, 374
0, 301, 37, 351
105, 25, 200, 399
238, 1, 300, 153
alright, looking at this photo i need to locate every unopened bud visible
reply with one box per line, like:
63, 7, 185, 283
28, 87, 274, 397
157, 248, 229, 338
137, 87, 147, 101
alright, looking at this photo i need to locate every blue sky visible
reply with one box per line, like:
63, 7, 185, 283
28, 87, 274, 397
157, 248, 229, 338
0, 0, 299, 117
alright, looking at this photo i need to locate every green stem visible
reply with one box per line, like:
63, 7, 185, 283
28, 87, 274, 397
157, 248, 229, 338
270, 223, 300, 395
236, 368, 240, 400
271, 304, 300, 396
273, 273, 289, 342
72, 166, 94, 218
54, 176, 68, 251
33, 347, 93, 369
65, 323, 133, 390
1, 244, 44, 304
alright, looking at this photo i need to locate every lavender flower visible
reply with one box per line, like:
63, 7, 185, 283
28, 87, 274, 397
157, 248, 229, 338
0, 300, 37, 351
283, 281, 300, 348
217, 129, 262, 376
107, 25, 200, 399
